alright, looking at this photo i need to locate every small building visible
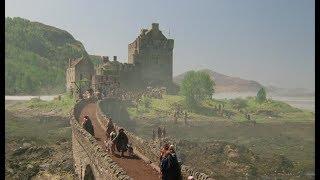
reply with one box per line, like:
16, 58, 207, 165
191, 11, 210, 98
66, 56, 94, 93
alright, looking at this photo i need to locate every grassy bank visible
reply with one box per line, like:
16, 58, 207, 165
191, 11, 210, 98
111, 95, 314, 177
5, 97, 75, 179
127, 95, 314, 122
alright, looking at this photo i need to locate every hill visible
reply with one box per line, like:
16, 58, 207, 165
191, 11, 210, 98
5, 17, 91, 95
89, 54, 102, 66
173, 69, 263, 93
266, 85, 314, 98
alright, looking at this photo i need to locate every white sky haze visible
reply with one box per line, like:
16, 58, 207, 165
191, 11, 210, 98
5, 0, 315, 90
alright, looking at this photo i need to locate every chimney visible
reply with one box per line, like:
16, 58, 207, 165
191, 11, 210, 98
100, 56, 104, 64
152, 23, 159, 30
113, 56, 117, 61
102, 56, 109, 64
140, 29, 148, 35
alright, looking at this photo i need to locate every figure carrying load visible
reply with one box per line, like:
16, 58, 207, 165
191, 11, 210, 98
113, 128, 129, 157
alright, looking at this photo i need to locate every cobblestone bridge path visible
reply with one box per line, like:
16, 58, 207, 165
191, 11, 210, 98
79, 103, 160, 180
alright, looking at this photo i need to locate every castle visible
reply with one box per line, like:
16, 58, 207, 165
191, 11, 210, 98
66, 23, 176, 95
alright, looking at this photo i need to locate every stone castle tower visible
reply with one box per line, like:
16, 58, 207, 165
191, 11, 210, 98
128, 23, 174, 86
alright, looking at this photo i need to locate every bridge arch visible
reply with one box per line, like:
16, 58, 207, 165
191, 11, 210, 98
84, 165, 95, 180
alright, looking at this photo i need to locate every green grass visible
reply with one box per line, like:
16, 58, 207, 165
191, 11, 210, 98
111, 95, 315, 176
128, 95, 314, 123
127, 95, 185, 119
5, 110, 71, 145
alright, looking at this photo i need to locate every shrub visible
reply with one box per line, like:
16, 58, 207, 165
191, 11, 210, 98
256, 88, 267, 103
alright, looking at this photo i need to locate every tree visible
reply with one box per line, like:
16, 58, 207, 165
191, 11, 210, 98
230, 98, 248, 111
180, 71, 215, 108
140, 96, 151, 109
256, 87, 267, 103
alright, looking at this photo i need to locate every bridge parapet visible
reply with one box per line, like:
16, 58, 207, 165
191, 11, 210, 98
71, 97, 131, 180
96, 99, 214, 180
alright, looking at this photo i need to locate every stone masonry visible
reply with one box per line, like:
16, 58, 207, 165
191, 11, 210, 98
128, 23, 174, 86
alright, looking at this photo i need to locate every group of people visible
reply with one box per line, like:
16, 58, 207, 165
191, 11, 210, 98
82, 115, 190, 179
153, 127, 166, 140
82, 115, 133, 158
160, 144, 182, 180
105, 128, 133, 157
143, 86, 166, 99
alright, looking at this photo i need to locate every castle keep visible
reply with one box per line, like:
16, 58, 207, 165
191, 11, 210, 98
66, 23, 176, 94
128, 23, 174, 86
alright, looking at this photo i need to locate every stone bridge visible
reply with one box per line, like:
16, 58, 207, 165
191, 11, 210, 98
70, 97, 213, 180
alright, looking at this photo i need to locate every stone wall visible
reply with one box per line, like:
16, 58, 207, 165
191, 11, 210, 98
71, 98, 131, 180
96, 99, 214, 180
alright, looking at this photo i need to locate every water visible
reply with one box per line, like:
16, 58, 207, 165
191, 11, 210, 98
5, 95, 58, 101
212, 92, 315, 112
5, 93, 314, 112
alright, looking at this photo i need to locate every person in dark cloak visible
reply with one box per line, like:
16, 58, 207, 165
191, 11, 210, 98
113, 128, 129, 157
167, 145, 182, 180
105, 118, 115, 139
162, 127, 166, 138
82, 115, 94, 137
160, 144, 170, 180
152, 129, 156, 141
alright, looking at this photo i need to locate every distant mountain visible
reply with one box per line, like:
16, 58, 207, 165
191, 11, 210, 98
5, 17, 92, 95
266, 85, 314, 97
173, 69, 264, 93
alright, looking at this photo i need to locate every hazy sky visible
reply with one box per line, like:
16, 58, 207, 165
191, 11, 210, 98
5, 0, 314, 90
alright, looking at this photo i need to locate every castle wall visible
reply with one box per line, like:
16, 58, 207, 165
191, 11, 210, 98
74, 60, 94, 87
134, 46, 173, 85
66, 67, 75, 91
127, 24, 174, 87
128, 41, 136, 64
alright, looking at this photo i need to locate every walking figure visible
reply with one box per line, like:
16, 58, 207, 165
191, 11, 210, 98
173, 111, 178, 124
162, 127, 166, 138
82, 115, 94, 137
152, 129, 156, 141
252, 120, 256, 127
113, 128, 129, 157
184, 111, 188, 125
158, 126, 162, 139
